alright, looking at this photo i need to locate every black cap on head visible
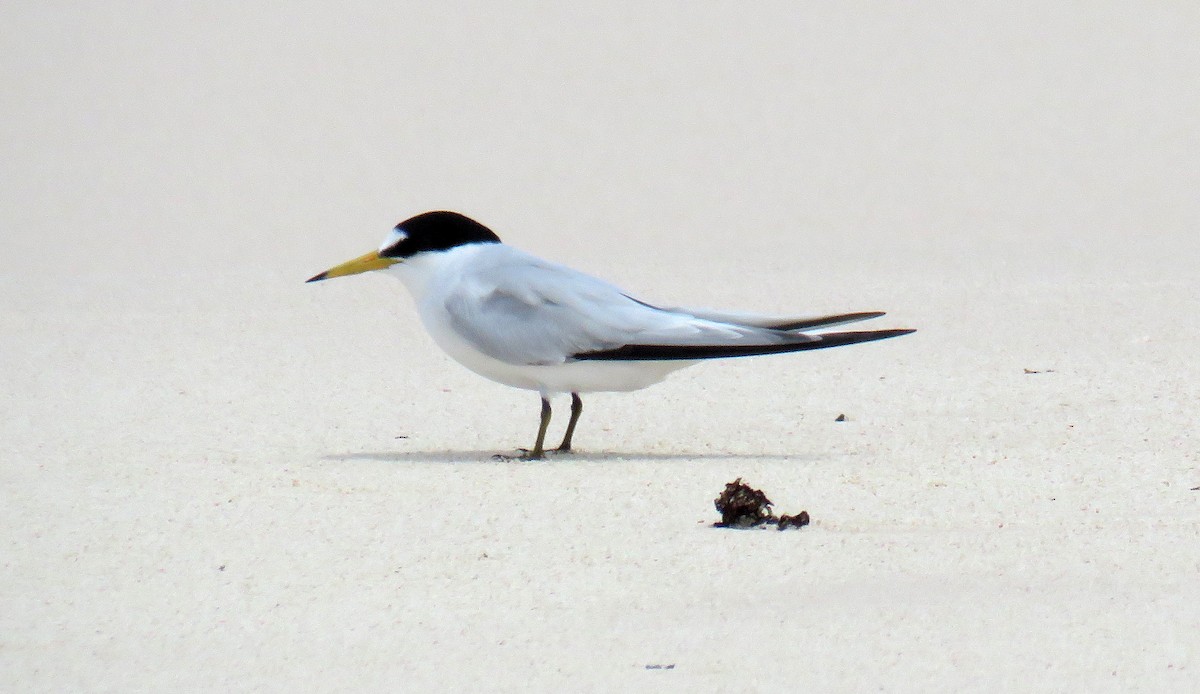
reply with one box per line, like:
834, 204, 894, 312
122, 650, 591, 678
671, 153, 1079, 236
380, 211, 502, 258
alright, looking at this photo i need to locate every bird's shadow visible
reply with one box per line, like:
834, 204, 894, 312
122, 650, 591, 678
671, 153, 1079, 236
321, 448, 830, 464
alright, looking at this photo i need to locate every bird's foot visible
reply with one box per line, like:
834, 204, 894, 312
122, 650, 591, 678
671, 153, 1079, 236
492, 448, 545, 461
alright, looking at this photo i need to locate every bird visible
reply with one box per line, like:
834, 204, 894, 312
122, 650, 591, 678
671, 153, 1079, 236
307, 211, 913, 459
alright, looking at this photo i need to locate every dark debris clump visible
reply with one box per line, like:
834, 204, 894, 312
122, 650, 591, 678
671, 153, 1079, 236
713, 478, 773, 527
713, 478, 811, 530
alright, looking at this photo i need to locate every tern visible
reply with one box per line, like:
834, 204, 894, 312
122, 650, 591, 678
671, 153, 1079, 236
308, 211, 913, 459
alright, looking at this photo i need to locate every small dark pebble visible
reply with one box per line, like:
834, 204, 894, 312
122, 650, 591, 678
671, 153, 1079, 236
1191, 486, 1199, 491
776, 512, 811, 530
713, 478, 810, 530
834, 413, 847, 422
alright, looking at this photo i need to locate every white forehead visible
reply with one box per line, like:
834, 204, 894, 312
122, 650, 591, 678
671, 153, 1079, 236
378, 227, 407, 253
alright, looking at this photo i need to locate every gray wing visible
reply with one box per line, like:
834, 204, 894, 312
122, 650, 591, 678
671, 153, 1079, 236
442, 256, 817, 366
657, 307, 886, 331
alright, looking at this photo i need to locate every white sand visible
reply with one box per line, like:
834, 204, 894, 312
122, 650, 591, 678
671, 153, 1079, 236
3, 3, 1199, 691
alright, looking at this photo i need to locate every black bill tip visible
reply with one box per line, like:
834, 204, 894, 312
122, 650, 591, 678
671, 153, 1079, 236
305, 272, 328, 283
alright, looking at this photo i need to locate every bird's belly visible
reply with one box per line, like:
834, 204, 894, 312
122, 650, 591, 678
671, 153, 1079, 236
523, 359, 695, 394
419, 306, 693, 394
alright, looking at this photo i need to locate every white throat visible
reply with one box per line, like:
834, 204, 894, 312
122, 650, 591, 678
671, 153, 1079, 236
381, 243, 495, 303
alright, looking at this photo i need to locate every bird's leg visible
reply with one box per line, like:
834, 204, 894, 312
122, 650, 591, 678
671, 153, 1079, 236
523, 396, 553, 460
555, 392, 583, 452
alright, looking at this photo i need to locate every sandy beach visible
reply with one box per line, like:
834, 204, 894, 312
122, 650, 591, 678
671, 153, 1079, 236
3, 3, 1199, 691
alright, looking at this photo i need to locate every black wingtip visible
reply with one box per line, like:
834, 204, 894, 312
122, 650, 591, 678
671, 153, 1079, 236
771, 311, 887, 331
306, 272, 328, 283
814, 327, 915, 346
573, 327, 915, 361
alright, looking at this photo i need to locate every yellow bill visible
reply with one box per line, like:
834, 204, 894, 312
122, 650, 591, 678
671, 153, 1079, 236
306, 251, 400, 283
